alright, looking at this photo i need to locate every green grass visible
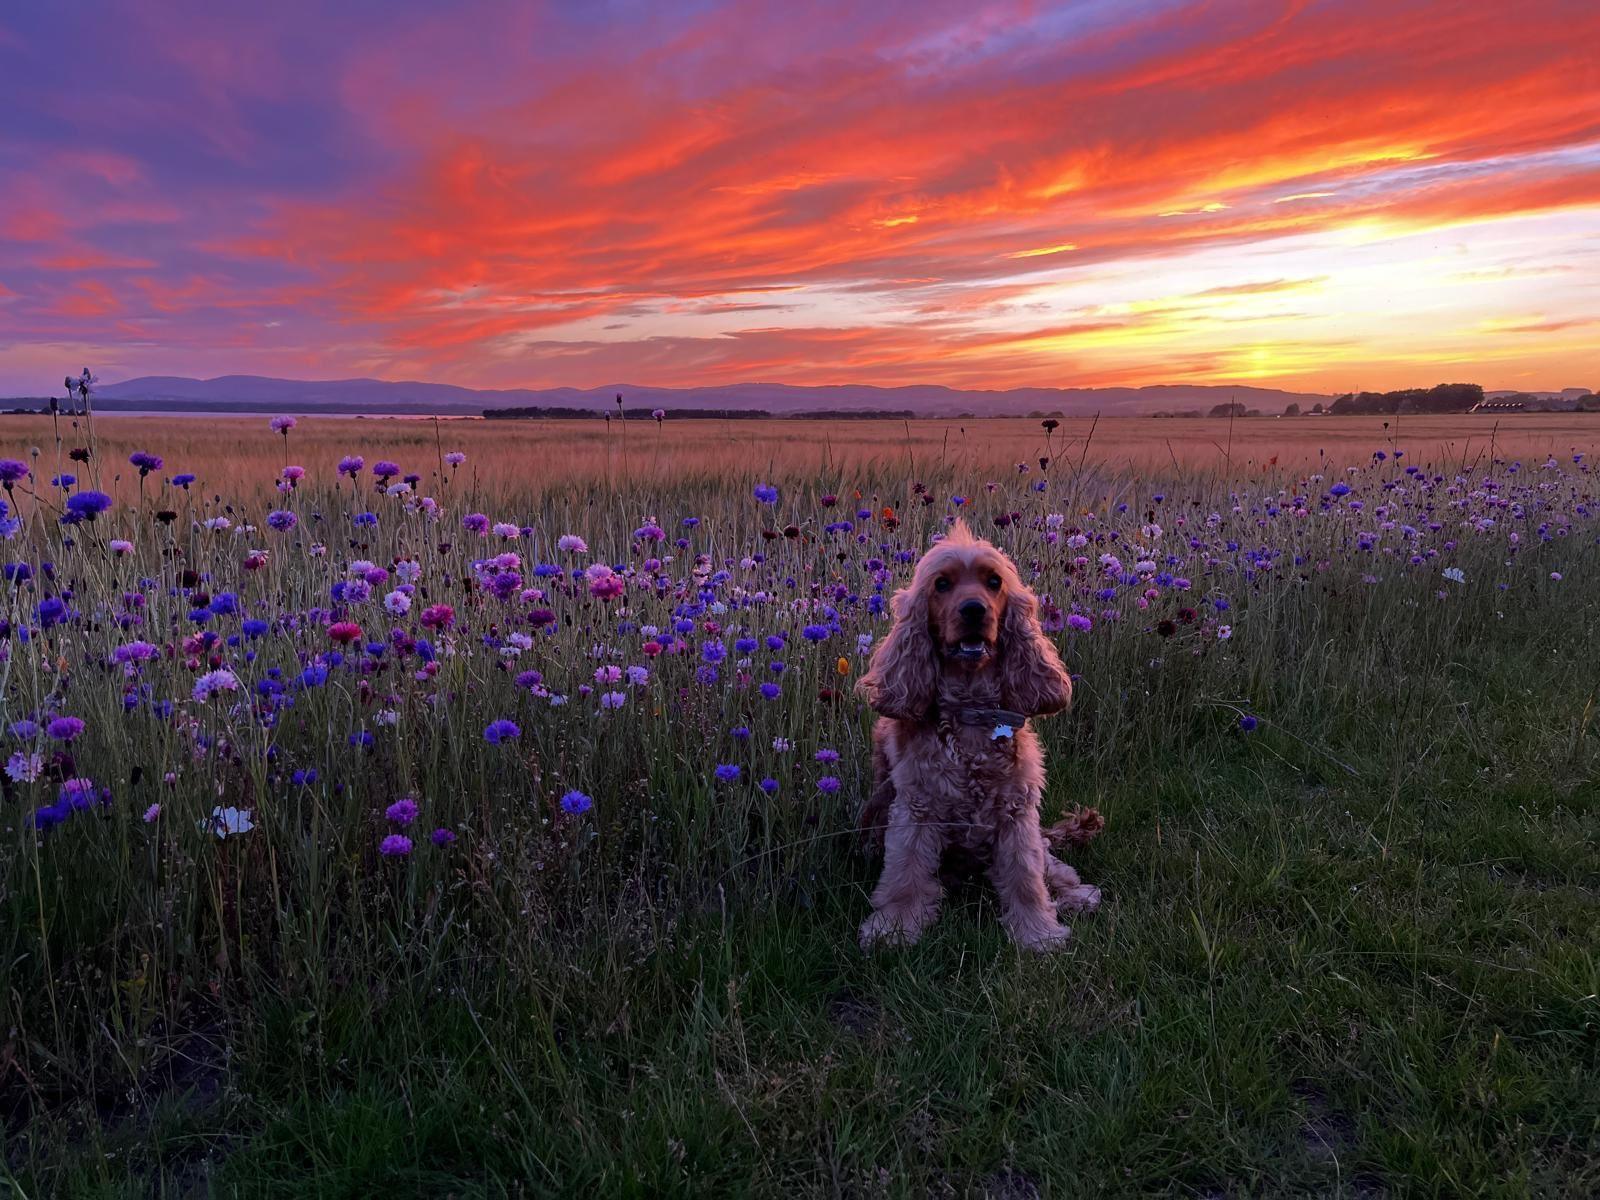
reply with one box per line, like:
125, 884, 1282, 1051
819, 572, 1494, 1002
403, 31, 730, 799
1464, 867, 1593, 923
2, 440, 1598, 1196
12, 662, 1598, 1197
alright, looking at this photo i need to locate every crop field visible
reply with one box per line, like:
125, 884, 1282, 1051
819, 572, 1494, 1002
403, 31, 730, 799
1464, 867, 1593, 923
1, 412, 1598, 1197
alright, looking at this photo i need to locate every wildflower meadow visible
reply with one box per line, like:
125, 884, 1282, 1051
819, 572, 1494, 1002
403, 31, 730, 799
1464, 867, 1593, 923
2, 414, 1598, 1196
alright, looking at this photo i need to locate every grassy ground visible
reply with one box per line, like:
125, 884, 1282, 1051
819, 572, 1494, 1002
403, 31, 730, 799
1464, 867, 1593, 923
19, 671, 1600, 1198
1, 415, 1597, 1196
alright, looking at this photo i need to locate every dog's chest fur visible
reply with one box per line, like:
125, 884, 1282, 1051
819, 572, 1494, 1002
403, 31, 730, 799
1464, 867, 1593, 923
886, 707, 1045, 852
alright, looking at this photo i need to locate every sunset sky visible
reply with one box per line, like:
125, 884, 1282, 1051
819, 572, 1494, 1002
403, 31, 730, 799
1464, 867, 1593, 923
2, 0, 1598, 396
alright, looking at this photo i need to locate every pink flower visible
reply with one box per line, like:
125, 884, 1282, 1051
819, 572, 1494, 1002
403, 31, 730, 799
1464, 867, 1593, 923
419, 603, 456, 630
329, 621, 362, 644
590, 574, 625, 601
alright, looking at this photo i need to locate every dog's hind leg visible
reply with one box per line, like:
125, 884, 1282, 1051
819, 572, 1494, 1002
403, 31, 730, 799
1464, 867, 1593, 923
1044, 855, 1102, 914
857, 734, 895, 854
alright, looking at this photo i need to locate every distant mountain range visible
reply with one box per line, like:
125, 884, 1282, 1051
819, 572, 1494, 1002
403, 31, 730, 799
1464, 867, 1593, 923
28, 374, 1339, 418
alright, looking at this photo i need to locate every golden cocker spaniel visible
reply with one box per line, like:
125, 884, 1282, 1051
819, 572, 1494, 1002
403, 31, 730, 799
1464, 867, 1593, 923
856, 520, 1100, 951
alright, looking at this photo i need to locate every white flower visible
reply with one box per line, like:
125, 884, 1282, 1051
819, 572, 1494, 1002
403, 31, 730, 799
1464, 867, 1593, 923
395, 559, 421, 582
1217, 625, 1232, 640
203, 806, 254, 838
384, 590, 411, 616
558, 534, 588, 553
773, 737, 793, 752
1441, 567, 1466, 583
204, 516, 232, 531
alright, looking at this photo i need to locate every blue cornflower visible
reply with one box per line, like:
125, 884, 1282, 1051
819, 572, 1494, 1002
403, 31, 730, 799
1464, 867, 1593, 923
484, 719, 521, 745
65, 491, 112, 519
713, 763, 741, 782
560, 789, 593, 815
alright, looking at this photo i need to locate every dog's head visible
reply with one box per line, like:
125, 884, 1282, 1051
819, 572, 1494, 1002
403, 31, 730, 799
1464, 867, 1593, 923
856, 521, 1072, 721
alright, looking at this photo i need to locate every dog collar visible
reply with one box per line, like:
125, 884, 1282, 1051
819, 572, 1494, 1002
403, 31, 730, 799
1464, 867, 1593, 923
942, 706, 1029, 729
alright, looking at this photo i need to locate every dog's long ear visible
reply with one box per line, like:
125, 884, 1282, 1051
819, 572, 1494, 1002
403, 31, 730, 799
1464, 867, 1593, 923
998, 581, 1073, 717
856, 582, 937, 721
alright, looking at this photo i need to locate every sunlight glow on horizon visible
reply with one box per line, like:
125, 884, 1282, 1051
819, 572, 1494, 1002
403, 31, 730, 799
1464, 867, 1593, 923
1, 0, 1598, 396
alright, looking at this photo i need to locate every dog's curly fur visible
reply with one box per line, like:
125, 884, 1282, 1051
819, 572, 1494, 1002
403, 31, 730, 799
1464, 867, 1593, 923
855, 521, 1100, 951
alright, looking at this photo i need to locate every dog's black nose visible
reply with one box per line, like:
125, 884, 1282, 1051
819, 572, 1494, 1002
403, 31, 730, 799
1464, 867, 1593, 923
958, 599, 987, 623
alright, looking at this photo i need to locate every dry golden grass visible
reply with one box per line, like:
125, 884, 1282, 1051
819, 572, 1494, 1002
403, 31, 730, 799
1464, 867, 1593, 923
2, 411, 1595, 501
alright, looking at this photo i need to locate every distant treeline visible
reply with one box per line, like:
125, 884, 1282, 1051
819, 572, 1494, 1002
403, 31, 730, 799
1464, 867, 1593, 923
1325, 383, 1484, 415
482, 407, 919, 420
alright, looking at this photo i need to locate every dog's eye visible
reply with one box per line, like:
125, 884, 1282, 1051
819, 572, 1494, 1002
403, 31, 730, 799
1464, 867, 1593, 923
986, 574, 1002, 591
934, 577, 952, 593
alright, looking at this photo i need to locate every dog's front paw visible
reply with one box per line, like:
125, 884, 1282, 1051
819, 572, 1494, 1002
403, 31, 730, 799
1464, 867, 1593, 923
859, 905, 931, 950
1009, 920, 1073, 952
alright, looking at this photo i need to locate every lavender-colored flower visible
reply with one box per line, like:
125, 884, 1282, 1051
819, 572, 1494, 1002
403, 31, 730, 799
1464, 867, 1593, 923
386, 798, 419, 825
380, 834, 413, 857
192, 669, 240, 702
266, 509, 298, 532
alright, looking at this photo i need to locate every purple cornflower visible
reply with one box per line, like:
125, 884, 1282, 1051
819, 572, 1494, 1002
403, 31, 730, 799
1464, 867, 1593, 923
47, 716, 85, 741
484, 719, 521, 744
373, 461, 400, 480
431, 827, 457, 846
1238, 714, 1259, 732
815, 748, 840, 763
817, 776, 841, 793
129, 451, 163, 474
753, 484, 778, 504
380, 834, 413, 857
0, 460, 29, 485
1066, 613, 1093, 632
385, 798, 419, 825
337, 455, 365, 478
65, 491, 112, 519
266, 509, 298, 532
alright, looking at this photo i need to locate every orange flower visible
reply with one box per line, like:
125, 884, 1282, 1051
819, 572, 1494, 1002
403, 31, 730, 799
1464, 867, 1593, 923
836, 657, 850, 676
